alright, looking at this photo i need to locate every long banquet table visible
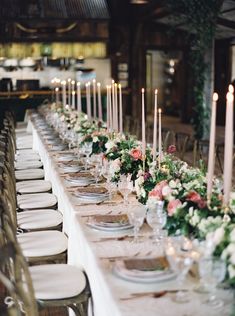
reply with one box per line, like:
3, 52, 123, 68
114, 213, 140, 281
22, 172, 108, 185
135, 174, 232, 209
29, 117, 233, 316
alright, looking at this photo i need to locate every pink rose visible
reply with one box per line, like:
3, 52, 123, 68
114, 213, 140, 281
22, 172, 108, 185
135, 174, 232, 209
130, 148, 142, 161
186, 191, 206, 209
167, 145, 176, 154
167, 199, 182, 216
162, 185, 172, 197
149, 180, 168, 200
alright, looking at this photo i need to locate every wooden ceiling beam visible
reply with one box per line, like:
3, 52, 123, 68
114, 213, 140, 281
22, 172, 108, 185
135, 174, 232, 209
217, 17, 235, 29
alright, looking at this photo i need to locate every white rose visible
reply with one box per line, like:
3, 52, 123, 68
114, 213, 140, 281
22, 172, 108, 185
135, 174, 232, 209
213, 227, 225, 246
111, 159, 121, 173
228, 264, 235, 279
230, 253, 235, 265
105, 141, 115, 150
169, 180, 177, 189
230, 229, 235, 242
93, 136, 99, 143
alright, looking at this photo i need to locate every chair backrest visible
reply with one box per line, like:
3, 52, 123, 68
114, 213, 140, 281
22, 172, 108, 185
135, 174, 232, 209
175, 132, 190, 160
0, 199, 38, 316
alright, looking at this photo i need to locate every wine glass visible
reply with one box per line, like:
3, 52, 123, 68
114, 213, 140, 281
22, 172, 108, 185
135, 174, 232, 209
202, 257, 226, 308
146, 201, 165, 243
127, 204, 146, 243
81, 142, 93, 170
165, 240, 194, 303
118, 176, 133, 206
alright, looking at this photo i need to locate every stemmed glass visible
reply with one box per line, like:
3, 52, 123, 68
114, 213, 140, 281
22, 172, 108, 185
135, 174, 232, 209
81, 142, 93, 170
165, 239, 194, 303
146, 201, 166, 244
127, 204, 146, 243
118, 176, 133, 206
201, 257, 226, 308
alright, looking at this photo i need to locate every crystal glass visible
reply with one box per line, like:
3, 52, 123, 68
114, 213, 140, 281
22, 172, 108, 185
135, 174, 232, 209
202, 257, 226, 308
81, 142, 93, 170
127, 204, 146, 243
118, 176, 133, 206
146, 201, 165, 243
165, 240, 194, 303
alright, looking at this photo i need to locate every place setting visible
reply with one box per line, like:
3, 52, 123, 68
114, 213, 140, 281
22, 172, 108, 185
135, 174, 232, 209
71, 184, 110, 204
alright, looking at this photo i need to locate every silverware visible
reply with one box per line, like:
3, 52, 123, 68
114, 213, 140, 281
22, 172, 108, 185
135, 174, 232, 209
100, 251, 141, 261
120, 289, 188, 301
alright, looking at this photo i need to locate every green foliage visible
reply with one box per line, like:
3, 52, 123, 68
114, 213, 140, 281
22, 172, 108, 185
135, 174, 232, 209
167, 0, 221, 139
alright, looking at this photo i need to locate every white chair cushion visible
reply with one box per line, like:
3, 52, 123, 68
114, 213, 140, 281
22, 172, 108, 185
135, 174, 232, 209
16, 153, 41, 161
15, 169, 44, 181
15, 160, 43, 170
16, 180, 52, 194
17, 209, 62, 230
17, 193, 57, 210
16, 149, 38, 155
17, 231, 67, 257
29, 264, 86, 300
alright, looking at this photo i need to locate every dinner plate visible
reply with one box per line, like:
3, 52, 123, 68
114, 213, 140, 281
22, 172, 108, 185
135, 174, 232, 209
56, 155, 77, 162
87, 221, 133, 231
59, 166, 82, 173
113, 260, 176, 283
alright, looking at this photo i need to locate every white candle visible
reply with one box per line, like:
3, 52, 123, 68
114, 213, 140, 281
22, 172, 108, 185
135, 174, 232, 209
111, 80, 115, 131
61, 80, 66, 108
119, 84, 123, 134
153, 89, 158, 161
71, 80, 75, 108
207, 92, 218, 199
92, 79, 97, 118
109, 85, 113, 131
158, 108, 162, 166
97, 82, 102, 120
223, 85, 234, 205
142, 88, 146, 157
67, 78, 71, 106
72, 90, 75, 109
114, 83, 118, 132
86, 82, 92, 120
106, 85, 109, 129
77, 82, 81, 113
55, 87, 59, 106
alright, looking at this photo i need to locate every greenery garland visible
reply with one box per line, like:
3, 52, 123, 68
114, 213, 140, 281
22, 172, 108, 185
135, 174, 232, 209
167, 0, 221, 139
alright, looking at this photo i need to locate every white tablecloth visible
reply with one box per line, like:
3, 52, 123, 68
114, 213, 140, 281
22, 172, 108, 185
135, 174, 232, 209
30, 119, 233, 316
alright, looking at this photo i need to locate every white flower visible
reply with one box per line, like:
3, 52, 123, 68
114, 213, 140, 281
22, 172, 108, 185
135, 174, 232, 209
93, 136, 99, 143
105, 141, 115, 151
169, 180, 177, 189
206, 227, 225, 247
230, 229, 235, 242
228, 264, 235, 279
230, 253, 235, 265
110, 158, 121, 173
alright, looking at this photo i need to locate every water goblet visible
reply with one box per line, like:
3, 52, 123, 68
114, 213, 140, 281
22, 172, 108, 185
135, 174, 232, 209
202, 257, 226, 308
81, 142, 93, 170
165, 241, 194, 303
118, 176, 133, 206
127, 204, 146, 243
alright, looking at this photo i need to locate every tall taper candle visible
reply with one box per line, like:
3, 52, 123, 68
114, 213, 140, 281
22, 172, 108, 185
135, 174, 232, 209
111, 80, 116, 130
142, 88, 146, 157
207, 92, 218, 200
106, 85, 109, 129
97, 82, 102, 120
153, 89, 158, 161
223, 85, 234, 205
86, 82, 92, 120
158, 108, 162, 167
55, 87, 59, 106
109, 85, 113, 131
92, 79, 97, 118
77, 82, 81, 112
67, 78, 71, 106
114, 83, 118, 131
119, 84, 123, 134
61, 80, 66, 108
72, 90, 75, 109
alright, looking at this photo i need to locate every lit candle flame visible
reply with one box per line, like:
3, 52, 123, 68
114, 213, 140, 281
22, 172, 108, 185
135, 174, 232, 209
141, 88, 144, 93
155, 89, 158, 95
229, 84, 234, 94
97, 82, 101, 87
213, 92, 218, 101
158, 108, 162, 114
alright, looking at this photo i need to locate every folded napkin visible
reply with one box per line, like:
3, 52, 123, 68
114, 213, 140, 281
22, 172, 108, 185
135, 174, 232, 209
124, 257, 169, 271
59, 160, 80, 166
93, 214, 129, 225
76, 187, 107, 195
